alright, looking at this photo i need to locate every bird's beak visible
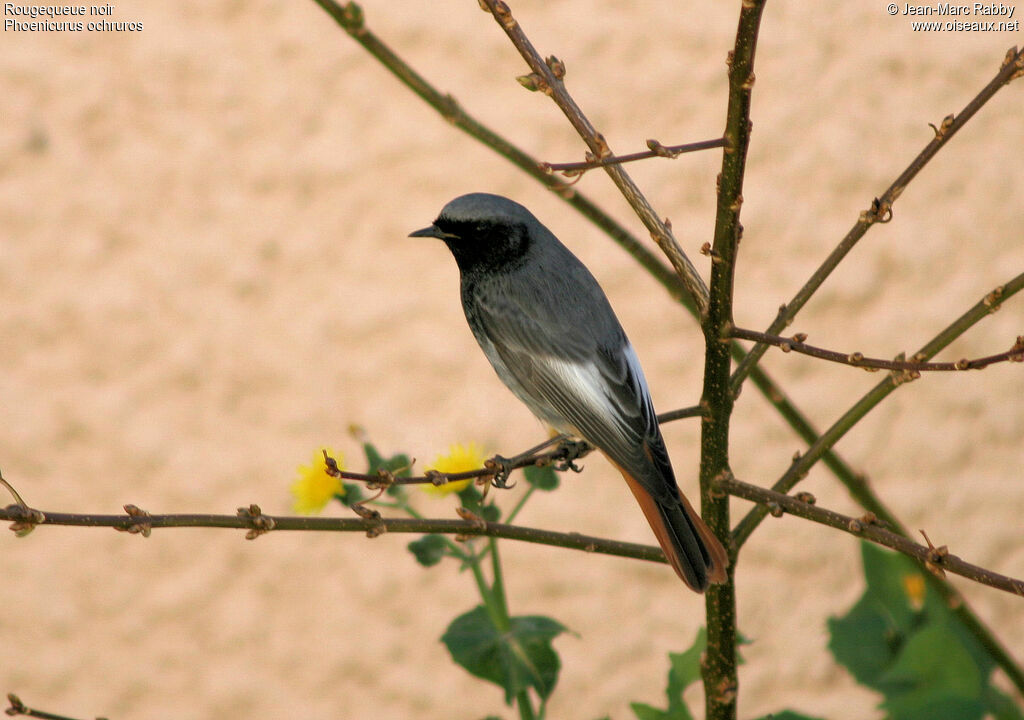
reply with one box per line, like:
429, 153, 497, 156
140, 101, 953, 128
409, 224, 458, 240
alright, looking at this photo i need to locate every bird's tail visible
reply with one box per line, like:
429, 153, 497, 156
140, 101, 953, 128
620, 470, 729, 592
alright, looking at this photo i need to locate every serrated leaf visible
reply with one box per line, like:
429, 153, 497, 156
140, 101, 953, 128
458, 482, 485, 508
523, 464, 559, 491
442, 606, 567, 705
629, 628, 705, 720
362, 442, 386, 473
408, 534, 448, 567
668, 627, 707, 692
828, 542, 929, 687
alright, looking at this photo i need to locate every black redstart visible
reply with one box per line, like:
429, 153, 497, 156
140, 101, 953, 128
410, 192, 727, 591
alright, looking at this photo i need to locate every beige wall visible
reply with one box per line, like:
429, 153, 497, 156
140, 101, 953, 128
3, 1, 1022, 718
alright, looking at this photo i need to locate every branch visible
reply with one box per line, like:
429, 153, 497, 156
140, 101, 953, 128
719, 476, 1024, 597
4, 489, 1018, 595
732, 270, 1024, 549
478, 0, 710, 314
729, 327, 1024, 372
0, 503, 666, 565
308, 0, 705, 319
541, 137, 726, 177
730, 44, 1024, 394
336, 405, 704, 491
4, 694, 87, 720
700, 2, 768, 719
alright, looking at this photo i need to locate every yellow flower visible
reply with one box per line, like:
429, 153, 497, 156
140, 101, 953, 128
422, 442, 487, 496
291, 448, 345, 514
902, 573, 926, 611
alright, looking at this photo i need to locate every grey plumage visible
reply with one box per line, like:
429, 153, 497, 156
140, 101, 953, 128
410, 193, 727, 591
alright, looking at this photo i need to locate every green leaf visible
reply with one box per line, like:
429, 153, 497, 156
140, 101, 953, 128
337, 482, 364, 507
442, 605, 567, 705
829, 541, 1014, 720
629, 702, 672, 720
827, 542, 929, 688
827, 592, 900, 686
750, 713, 827, 720
629, 628, 707, 720
668, 627, 707, 692
523, 464, 559, 491
456, 481, 502, 522
877, 623, 984, 720
408, 534, 448, 567
985, 686, 1024, 720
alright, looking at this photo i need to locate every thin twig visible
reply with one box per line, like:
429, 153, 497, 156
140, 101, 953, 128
730, 45, 1024, 394
478, 0, 710, 314
719, 476, 1024, 597
4, 693, 95, 720
337, 405, 702, 490
542, 137, 726, 177
733, 271, 1024, 548
730, 327, 1024, 372
0, 504, 666, 565
308, 0, 703, 315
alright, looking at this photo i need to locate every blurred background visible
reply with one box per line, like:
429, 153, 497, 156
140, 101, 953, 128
2, 1, 1022, 717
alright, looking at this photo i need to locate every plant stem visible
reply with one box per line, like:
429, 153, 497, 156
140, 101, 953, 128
505, 485, 536, 525
489, 538, 511, 629
702, 3, 767, 719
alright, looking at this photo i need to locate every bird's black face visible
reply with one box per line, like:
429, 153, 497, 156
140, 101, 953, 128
410, 216, 531, 275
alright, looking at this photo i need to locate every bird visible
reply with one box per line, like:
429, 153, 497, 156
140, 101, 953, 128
410, 192, 728, 592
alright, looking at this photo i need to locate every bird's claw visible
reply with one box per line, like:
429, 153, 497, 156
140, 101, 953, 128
552, 438, 591, 473
486, 456, 518, 489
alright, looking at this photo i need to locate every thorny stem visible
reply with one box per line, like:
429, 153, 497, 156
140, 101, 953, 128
729, 44, 1024, 394
701, 3, 766, 720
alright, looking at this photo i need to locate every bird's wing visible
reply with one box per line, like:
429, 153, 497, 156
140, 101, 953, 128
473, 276, 677, 504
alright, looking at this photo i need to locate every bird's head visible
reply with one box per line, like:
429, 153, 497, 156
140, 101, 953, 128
409, 193, 540, 273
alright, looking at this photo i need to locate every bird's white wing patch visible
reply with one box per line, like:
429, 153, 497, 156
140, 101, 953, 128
535, 353, 644, 446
